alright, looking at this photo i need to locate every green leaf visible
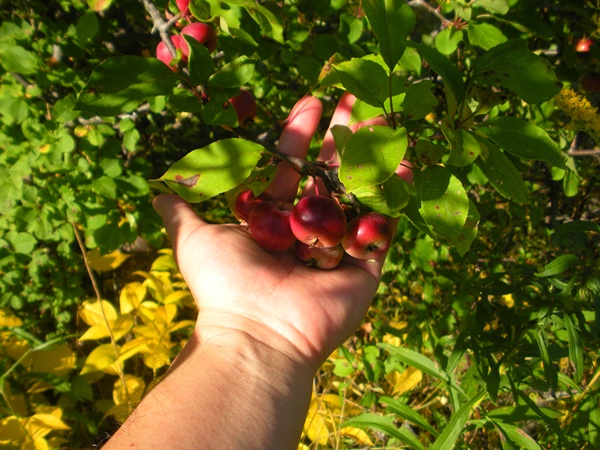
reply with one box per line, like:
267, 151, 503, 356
76, 10, 100, 44
475, 139, 529, 204
380, 396, 439, 436
362, 0, 416, 70
334, 57, 389, 107
407, 41, 465, 102
486, 362, 501, 404
477, 116, 565, 168
435, 27, 464, 55
378, 343, 448, 382
339, 126, 407, 191
91, 175, 118, 200
341, 413, 425, 450
451, 200, 479, 256
160, 138, 264, 202
445, 128, 482, 167
534, 254, 582, 277
415, 138, 446, 166
185, 35, 215, 86
0, 44, 37, 74
6, 231, 37, 254
468, 22, 507, 50
472, 39, 562, 104
403, 80, 438, 120
472, 0, 510, 14
201, 93, 238, 127
75, 56, 178, 116
351, 174, 412, 217
564, 314, 584, 383
429, 390, 486, 450
330, 124, 354, 159
224, 0, 284, 43
208, 55, 255, 88
535, 327, 558, 394
417, 165, 469, 240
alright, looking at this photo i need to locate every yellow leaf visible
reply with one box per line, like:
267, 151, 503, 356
150, 253, 178, 272
25, 413, 70, 440
168, 320, 195, 334
0, 416, 25, 446
163, 290, 194, 307
87, 248, 131, 272
30, 344, 76, 377
142, 342, 173, 370
386, 367, 423, 396
79, 299, 118, 326
133, 271, 165, 302
133, 323, 164, 341
155, 304, 178, 325
137, 301, 159, 322
79, 314, 134, 342
113, 374, 146, 406
341, 426, 374, 446
80, 343, 121, 375
303, 402, 332, 445
0, 331, 31, 361
115, 337, 151, 365
119, 282, 146, 314
0, 307, 23, 327
33, 436, 50, 450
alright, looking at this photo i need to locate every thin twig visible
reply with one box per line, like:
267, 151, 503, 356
567, 149, 600, 156
72, 223, 130, 399
407, 0, 450, 26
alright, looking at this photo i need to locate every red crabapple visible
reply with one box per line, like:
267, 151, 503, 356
342, 212, 393, 260
234, 189, 274, 222
576, 37, 593, 53
295, 242, 344, 270
176, 0, 191, 16
228, 89, 257, 127
248, 202, 296, 253
290, 195, 347, 248
180, 22, 218, 56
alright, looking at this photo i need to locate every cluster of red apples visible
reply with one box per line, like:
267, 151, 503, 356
155, 0, 257, 126
233, 190, 394, 270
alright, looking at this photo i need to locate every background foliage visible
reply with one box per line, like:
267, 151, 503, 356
0, 0, 599, 448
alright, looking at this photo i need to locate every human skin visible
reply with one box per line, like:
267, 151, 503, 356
103, 94, 395, 449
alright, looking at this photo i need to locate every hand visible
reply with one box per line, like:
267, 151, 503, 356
106, 93, 403, 450
153, 93, 392, 373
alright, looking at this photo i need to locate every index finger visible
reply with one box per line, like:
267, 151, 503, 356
265, 96, 323, 203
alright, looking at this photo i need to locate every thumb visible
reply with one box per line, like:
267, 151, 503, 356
152, 194, 208, 260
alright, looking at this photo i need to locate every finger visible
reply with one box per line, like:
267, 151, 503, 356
265, 96, 323, 202
318, 91, 356, 163
153, 194, 208, 261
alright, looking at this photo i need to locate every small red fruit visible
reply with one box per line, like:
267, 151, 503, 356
290, 195, 347, 248
176, 0, 191, 16
180, 22, 218, 56
576, 37, 593, 53
228, 89, 257, 127
295, 242, 344, 270
234, 189, 273, 222
342, 212, 393, 260
156, 38, 180, 69
248, 202, 296, 253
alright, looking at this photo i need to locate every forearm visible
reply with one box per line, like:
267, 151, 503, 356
104, 317, 315, 449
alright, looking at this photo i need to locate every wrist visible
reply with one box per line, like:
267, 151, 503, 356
190, 309, 317, 377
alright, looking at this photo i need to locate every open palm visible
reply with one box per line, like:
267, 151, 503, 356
153, 93, 390, 371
